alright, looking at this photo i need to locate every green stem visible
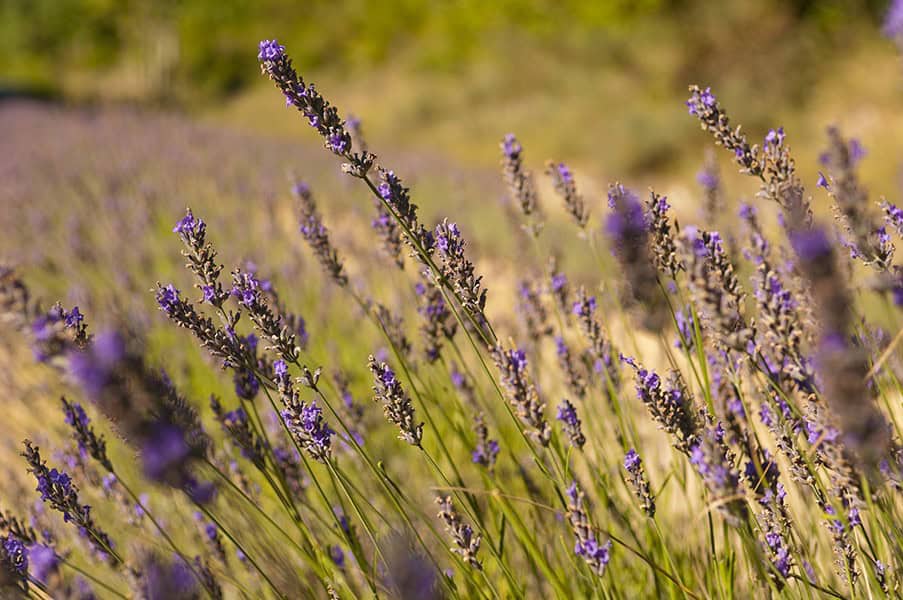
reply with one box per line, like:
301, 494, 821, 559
114, 473, 214, 596
59, 557, 128, 599
194, 503, 289, 599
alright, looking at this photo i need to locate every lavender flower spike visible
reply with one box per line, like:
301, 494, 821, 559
501, 133, 543, 236
416, 280, 457, 363
624, 449, 656, 517
282, 395, 335, 463
556, 399, 586, 449
368, 356, 423, 447
622, 356, 699, 455
689, 427, 748, 524
605, 183, 668, 328
258, 40, 356, 163
697, 149, 722, 225
547, 161, 589, 228
646, 191, 683, 281
173, 207, 229, 307
376, 168, 436, 262
61, 397, 112, 472
792, 224, 891, 473
471, 413, 500, 471
566, 481, 612, 577
688, 85, 810, 222
434, 219, 490, 341
491, 345, 551, 446
436, 496, 482, 569
679, 227, 752, 352
820, 127, 892, 271
555, 336, 587, 400
294, 182, 348, 287
686, 85, 762, 176
572, 287, 620, 390
0, 534, 27, 590
23, 441, 118, 564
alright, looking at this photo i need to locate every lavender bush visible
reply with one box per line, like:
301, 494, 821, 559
4, 28, 903, 598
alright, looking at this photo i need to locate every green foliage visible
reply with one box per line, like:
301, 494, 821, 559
0, 0, 888, 102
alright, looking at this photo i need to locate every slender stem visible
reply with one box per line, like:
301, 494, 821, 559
203, 458, 330, 577
113, 473, 213, 595
324, 461, 381, 595
194, 503, 289, 599
59, 557, 128, 599
243, 395, 303, 523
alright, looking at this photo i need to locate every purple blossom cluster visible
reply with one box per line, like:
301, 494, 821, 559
566, 481, 612, 577
556, 399, 585, 449
622, 355, 699, 454
623, 449, 655, 518
282, 392, 335, 463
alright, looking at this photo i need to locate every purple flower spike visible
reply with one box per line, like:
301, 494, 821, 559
257, 39, 285, 62
27, 544, 58, 584
142, 424, 191, 482
791, 227, 832, 262
885, 0, 903, 38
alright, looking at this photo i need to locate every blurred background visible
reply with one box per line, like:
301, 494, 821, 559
3, 0, 902, 179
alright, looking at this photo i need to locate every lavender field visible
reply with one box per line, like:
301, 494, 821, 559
5, 4, 903, 599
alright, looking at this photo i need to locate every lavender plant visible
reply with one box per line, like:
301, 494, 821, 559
6, 32, 903, 600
